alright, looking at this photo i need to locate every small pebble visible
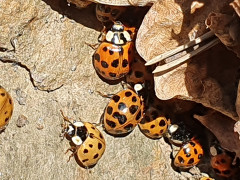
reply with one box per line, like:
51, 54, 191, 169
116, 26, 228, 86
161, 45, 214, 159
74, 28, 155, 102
15, 88, 27, 105
16, 115, 28, 127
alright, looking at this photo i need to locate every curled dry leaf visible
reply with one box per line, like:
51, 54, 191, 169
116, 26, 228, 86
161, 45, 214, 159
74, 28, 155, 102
205, 12, 240, 58
230, 0, 240, 17
194, 110, 240, 159
68, 0, 157, 7
234, 121, 240, 139
154, 44, 240, 121
136, 0, 230, 61
92, 0, 157, 6
236, 80, 240, 118
235, 82, 240, 139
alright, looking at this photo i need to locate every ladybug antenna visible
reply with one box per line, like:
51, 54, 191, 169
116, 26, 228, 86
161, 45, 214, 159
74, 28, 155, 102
60, 110, 74, 125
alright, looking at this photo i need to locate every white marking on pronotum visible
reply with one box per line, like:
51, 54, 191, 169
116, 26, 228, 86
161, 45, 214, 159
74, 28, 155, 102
168, 124, 179, 134
72, 136, 83, 146
73, 121, 84, 127
134, 84, 143, 93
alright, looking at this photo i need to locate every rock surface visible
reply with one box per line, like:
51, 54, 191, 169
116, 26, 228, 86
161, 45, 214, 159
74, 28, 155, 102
0, 0, 190, 179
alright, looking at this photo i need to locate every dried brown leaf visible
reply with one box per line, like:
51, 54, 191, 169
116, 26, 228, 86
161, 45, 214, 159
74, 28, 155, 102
68, 0, 157, 7
154, 44, 240, 121
230, 0, 240, 17
235, 82, 240, 139
194, 110, 240, 158
236, 81, 240, 118
136, 0, 231, 61
206, 12, 240, 58
234, 121, 240, 139
90, 0, 157, 6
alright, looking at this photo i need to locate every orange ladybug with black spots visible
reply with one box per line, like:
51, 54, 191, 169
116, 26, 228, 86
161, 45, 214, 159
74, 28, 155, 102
102, 86, 144, 135
174, 138, 204, 168
211, 152, 239, 178
0, 86, 14, 131
138, 106, 170, 139
93, 21, 134, 80
61, 111, 106, 168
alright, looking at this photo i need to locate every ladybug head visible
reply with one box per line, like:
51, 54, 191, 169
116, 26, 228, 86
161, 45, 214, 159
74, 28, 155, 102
60, 110, 88, 145
67, 120, 88, 146
106, 21, 131, 45
111, 21, 124, 32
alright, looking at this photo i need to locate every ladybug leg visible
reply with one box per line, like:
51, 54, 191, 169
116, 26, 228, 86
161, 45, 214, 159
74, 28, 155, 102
96, 91, 114, 98
98, 26, 107, 42
120, 81, 132, 89
85, 42, 99, 50
65, 146, 77, 162
60, 110, 74, 125
85, 26, 107, 50
59, 133, 65, 141
65, 146, 76, 154
59, 127, 68, 141
60, 110, 75, 136
92, 113, 104, 127
67, 153, 75, 162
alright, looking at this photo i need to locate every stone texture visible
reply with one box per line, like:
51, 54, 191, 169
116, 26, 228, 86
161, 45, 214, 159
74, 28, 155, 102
0, 0, 189, 179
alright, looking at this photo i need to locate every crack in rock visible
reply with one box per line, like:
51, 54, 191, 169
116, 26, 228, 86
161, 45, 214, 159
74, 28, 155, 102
0, 56, 63, 92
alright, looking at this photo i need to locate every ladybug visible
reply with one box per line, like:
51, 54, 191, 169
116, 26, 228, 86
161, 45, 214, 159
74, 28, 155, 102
102, 85, 144, 135
138, 106, 170, 139
126, 53, 153, 87
93, 21, 135, 80
61, 111, 106, 168
174, 138, 204, 168
210, 152, 239, 178
95, 3, 126, 23
0, 86, 14, 131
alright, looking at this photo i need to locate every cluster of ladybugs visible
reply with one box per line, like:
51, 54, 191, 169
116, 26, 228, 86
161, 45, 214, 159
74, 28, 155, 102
59, 3, 240, 179
0, 3, 239, 179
